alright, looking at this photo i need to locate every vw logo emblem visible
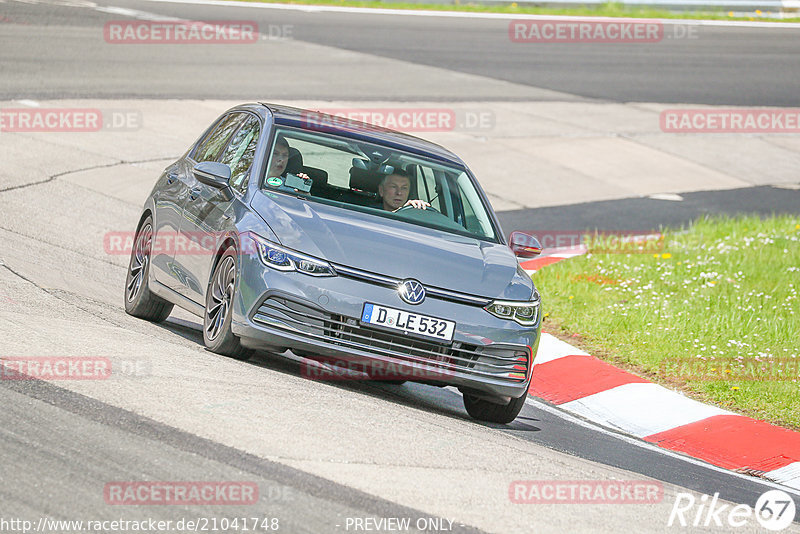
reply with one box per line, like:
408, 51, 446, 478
398, 279, 426, 305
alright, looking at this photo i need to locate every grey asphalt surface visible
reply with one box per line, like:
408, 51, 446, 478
4, 346, 799, 531
1, 0, 799, 105
0, 375, 484, 534
497, 185, 800, 234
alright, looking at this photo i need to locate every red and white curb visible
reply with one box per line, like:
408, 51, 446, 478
519, 244, 588, 275
524, 249, 800, 491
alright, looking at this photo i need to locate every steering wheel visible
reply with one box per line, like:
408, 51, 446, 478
395, 204, 440, 214
393, 203, 467, 232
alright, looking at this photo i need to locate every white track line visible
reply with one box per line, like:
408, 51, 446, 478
559, 382, 734, 438
525, 396, 800, 497
139, 0, 800, 28
533, 332, 589, 365
94, 5, 182, 19
768, 463, 800, 491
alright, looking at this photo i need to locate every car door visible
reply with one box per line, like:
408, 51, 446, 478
150, 158, 193, 290
175, 112, 261, 304
155, 112, 246, 293
162, 112, 247, 297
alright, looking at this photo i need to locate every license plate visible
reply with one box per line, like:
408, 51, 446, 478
361, 303, 455, 342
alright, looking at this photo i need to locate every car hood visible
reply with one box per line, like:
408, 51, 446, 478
251, 192, 533, 300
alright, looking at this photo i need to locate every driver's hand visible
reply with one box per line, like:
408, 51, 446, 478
400, 199, 430, 210
297, 172, 311, 181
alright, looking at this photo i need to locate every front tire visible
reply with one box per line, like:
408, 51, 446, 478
463, 393, 527, 424
124, 216, 173, 322
203, 247, 252, 361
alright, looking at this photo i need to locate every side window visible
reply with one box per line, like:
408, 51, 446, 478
456, 173, 492, 238
193, 113, 246, 163
219, 116, 261, 194
416, 166, 441, 212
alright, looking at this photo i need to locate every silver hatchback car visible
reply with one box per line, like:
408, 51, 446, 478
125, 103, 543, 424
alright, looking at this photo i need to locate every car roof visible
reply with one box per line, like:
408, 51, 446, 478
259, 102, 465, 166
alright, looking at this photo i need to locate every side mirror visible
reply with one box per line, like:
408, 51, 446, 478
509, 231, 542, 258
192, 162, 231, 188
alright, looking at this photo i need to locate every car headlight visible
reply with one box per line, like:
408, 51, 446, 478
254, 238, 336, 277
484, 297, 540, 326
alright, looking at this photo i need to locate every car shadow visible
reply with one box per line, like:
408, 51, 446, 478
156, 316, 542, 431
250, 350, 543, 432
161, 316, 206, 342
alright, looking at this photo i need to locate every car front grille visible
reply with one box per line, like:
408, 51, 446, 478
331, 264, 493, 307
252, 296, 529, 383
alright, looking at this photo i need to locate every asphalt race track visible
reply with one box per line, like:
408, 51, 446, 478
1, 1, 799, 533
2, 0, 800, 104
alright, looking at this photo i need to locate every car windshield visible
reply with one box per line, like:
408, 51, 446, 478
261, 127, 499, 242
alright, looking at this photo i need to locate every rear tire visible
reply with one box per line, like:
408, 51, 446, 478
463, 393, 527, 424
203, 247, 253, 361
124, 216, 173, 322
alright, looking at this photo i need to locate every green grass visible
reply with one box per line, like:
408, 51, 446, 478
234, 0, 800, 22
533, 215, 800, 430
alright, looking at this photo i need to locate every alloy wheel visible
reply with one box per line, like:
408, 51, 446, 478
206, 255, 235, 341
126, 223, 152, 303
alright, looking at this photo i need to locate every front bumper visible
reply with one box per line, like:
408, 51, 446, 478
231, 252, 541, 400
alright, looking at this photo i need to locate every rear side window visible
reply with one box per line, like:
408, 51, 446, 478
193, 113, 246, 163
219, 115, 261, 194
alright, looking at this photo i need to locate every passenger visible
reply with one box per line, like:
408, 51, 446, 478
267, 136, 310, 183
377, 169, 430, 212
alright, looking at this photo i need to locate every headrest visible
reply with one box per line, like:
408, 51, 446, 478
348, 167, 382, 193
285, 147, 303, 175
304, 167, 328, 188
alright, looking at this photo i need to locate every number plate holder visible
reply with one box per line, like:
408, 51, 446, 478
361, 303, 456, 343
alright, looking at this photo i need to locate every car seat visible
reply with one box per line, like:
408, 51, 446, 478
284, 147, 330, 196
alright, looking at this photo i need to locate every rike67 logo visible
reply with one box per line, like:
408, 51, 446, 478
669, 490, 796, 531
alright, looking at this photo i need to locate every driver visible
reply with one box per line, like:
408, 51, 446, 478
377, 169, 430, 212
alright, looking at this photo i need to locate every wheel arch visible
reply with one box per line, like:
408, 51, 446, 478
135, 209, 153, 231
208, 235, 240, 288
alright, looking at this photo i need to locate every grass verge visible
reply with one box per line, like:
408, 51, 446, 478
234, 0, 800, 23
532, 215, 800, 430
